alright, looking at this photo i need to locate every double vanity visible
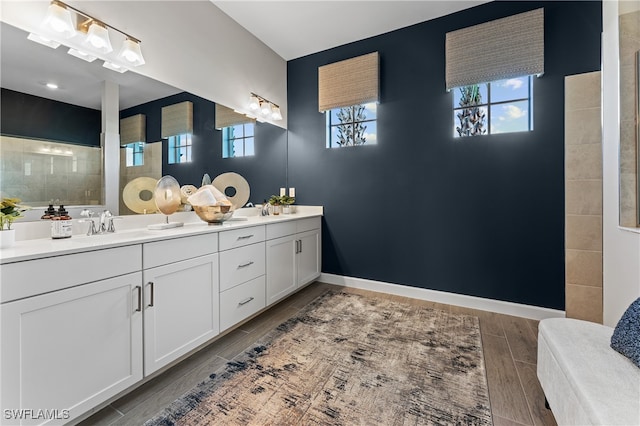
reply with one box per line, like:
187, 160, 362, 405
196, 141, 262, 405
0, 209, 322, 425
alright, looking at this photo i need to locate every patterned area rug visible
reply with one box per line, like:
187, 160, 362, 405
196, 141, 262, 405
145, 290, 492, 425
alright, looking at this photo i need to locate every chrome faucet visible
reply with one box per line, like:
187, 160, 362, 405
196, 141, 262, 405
80, 209, 98, 236
80, 209, 119, 235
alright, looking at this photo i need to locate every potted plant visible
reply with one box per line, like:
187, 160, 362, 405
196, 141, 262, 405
280, 194, 296, 214
0, 197, 29, 248
268, 195, 282, 215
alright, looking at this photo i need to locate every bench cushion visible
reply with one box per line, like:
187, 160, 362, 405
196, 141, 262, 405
537, 318, 640, 425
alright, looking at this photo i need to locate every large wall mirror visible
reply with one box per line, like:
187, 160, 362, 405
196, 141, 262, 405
0, 22, 287, 220
619, 7, 640, 228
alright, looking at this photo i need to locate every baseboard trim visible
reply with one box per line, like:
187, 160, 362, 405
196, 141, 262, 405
319, 273, 565, 321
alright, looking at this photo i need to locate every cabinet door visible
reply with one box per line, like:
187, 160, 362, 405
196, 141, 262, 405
1, 273, 143, 426
297, 229, 321, 287
143, 254, 219, 376
266, 235, 297, 306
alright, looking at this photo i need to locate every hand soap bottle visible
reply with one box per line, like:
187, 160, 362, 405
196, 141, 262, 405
51, 205, 72, 239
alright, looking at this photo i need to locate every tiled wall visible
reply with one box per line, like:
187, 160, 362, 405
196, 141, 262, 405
119, 142, 162, 215
565, 71, 603, 323
619, 10, 640, 228
0, 135, 102, 206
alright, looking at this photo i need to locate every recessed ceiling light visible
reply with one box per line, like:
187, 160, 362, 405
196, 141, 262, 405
46, 82, 59, 89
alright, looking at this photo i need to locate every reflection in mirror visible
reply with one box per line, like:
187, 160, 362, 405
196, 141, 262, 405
119, 92, 288, 215
619, 10, 640, 228
1, 21, 289, 219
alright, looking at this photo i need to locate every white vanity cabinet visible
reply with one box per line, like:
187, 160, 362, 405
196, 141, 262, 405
0, 247, 143, 426
142, 233, 219, 376
218, 226, 266, 331
266, 217, 321, 306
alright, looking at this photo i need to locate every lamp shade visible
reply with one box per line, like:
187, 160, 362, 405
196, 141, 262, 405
248, 94, 260, 111
43, 1, 76, 38
84, 21, 112, 53
118, 38, 145, 67
271, 105, 283, 121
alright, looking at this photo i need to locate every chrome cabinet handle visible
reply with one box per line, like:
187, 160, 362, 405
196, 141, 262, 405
134, 286, 142, 312
147, 281, 155, 307
238, 296, 254, 306
237, 234, 254, 240
299, 239, 302, 253
238, 261, 254, 268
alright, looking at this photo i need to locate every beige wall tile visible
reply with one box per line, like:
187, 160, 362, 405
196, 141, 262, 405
565, 72, 601, 111
565, 107, 602, 146
565, 179, 602, 215
566, 249, 602, 287
566, 215, 602, 251
566, 284, 603, 323
565, 143, 603, 180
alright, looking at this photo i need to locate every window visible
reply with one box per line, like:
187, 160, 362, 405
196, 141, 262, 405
222, 123, 255, 158
124, 142, 144, 167
167, 134, 192, 164
453, 76, 533, 137
326, 103, 377, 148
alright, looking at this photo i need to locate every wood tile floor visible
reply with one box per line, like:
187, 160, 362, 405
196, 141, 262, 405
79, 282, 557, 426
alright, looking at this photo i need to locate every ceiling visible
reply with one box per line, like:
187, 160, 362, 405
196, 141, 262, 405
212, 1, 491, 61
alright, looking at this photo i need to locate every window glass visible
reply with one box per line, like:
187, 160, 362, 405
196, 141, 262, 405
222, 123, 255, 158
326, 102, 378, 148
453, 76, 533, 137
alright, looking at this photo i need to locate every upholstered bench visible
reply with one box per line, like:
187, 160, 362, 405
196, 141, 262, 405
537, 318, 640, 425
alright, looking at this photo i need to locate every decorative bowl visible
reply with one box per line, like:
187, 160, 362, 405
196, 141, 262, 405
193, 204, 234, 223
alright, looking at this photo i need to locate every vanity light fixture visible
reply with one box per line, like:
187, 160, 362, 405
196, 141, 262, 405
67, 48, 97, 62
82, 21, 112, 53
27, 0, 145, 73
247, 93, 283, 121
118, 37, 145, 66
103, 61, 128, 73
43, 0, 76, 38
27, 33, 61, 49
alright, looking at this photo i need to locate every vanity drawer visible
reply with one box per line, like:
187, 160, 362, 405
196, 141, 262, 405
219, 242, 265, 292
297, 217, 321, 233
219, 276, 266, 331
1, 245, 142, 303
143, 233, 218, 269
266, 221, 297, 240
219, 225, 265, 251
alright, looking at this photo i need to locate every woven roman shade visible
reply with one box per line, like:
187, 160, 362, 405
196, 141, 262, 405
318, 51, 379, 112
161, 101, 193, 138
445, 8, 544, 90
215, 104, 256, 129
120, 114, 146, 145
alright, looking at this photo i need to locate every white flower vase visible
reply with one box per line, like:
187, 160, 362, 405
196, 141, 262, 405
0, 229, 16, 249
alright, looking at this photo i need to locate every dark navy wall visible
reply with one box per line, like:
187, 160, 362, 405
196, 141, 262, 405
121, 92, 288, 205
1, 88, 101, 146
287, 1, 602, 310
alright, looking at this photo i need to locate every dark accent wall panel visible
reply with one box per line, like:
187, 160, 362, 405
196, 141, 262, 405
0, 88, 101, 146
287, 1, 602, 310
121, 92, 287, 204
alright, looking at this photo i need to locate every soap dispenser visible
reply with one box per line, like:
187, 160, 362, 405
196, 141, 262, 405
51, 205, 72, 239
41, 205, 56, 220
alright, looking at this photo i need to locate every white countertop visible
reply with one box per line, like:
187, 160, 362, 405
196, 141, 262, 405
0, 207, 322, 264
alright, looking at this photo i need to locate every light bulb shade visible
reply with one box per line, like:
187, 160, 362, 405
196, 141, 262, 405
248, 95, 260, 111
84, 21, 113, 53
43, 2, 76, 38
260, 101, 272, 116
67, 48, 97, 62
118, 38, 145, 66
103, 61, 128, 73
27, 32, 61, 49
271, 105, 283, 121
